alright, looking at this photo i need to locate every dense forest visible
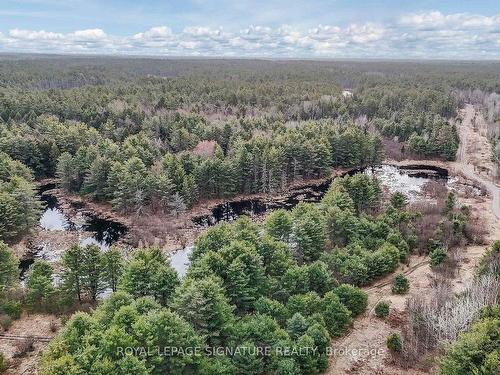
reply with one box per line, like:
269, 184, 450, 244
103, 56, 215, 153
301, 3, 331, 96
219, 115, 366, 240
0, 57, 499, 375
0, 172, 475, 375
0, 57, 492, 224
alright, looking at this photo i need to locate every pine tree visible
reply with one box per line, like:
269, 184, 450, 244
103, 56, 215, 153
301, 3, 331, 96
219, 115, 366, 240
82, 156, 110, 201
169, 192, 186, 217
146, 166, 174, 213
26, 260, 54, 311
82, 245, 105, 302
0, 242, 18, 291
61, 245, 85, 302
102, 246, 123, 292
322, 291, 352, 337
226, 258, 254, 312
264, 209, 293, 242
56, 152, 77, 191
119, 246, 179, 305
171, 276, 234, 346
292, 203, 326, 263
287, 312, 308, 340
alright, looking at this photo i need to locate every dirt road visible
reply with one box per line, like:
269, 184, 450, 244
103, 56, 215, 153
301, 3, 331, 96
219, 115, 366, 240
325, 104, 500, 375
452, 104, 500, 219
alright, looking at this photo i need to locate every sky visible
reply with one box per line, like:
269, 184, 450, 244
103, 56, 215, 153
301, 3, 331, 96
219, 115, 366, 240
0, 0, 500, 59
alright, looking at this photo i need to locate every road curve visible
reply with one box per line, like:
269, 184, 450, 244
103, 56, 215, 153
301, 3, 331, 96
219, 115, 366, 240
453, 104, 500, 219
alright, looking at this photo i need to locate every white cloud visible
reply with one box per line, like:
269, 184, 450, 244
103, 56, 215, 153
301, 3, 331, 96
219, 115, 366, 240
72, 29, 106, 41
133, 26, 173, 40
1, 11, 500, 58
399, 11, 500, 31
9, 28, 63, 40
183, 26, 223, 38
347, 23, 385, 44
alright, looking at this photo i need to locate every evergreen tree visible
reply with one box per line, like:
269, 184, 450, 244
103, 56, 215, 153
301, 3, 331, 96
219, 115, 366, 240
307, 261, 335, 296
26, 260, 54, 311
119, 246, 179, 305
171, 276, 234, 346
102, 247, 124, 292
334, 284, 368, 317
82, 156, 111, 200
169, 192, 187, 217
0, 242, 18, 291
264, 209, 293, 242
61, 244, 85, 302
322, 291, 352, 337
82, 244, 105, 302
287, 312, 309, 340
292, 203, 326, 263
56, 152, 77, 191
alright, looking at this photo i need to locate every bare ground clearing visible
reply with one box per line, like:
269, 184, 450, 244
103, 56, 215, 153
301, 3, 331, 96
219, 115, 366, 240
325, 104, 500, 375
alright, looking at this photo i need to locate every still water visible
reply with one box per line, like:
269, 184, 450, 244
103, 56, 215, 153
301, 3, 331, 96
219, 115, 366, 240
26, 165, 474, 280
175, 164, 450, 277
19, 184, 128, 279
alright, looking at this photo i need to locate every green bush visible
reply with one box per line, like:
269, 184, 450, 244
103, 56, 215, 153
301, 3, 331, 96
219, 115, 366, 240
0, 352, 7, 373
391, 274, 410, 294
374, 301, 390, 318
429, 247, 447, 266
0, 315, 12, 332
2, 300, 22, 320
440, 311, 500, 374
334, 284, 368, 317
386, 333, 402, 352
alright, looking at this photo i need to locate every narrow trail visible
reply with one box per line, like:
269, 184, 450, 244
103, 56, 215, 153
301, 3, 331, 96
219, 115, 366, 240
326, 103, 500, 375
0, 334, 51, 343
452, 104, 500, 219
364, 260, 430, 292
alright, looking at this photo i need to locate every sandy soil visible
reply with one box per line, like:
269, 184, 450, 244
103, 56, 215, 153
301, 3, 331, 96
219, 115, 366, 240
5, 104, 498, 375
0, 314, 60, 375
325, 104, 500, 375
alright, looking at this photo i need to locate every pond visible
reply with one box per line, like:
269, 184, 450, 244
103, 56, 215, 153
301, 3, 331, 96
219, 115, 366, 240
363, 164, 448, 200
174, 164, 450, 277
192, 164, 449, 227
22, 165, 465, 280
38, 184, 127, 250
19, 184, 128, 279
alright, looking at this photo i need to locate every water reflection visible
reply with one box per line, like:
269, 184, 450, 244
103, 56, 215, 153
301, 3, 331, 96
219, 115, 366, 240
39, 196, 74, 231
38, 185, 76, 231
363, 165, 446, 201
36, 184, 127, 250
169, 246, 192, 278
193, 164, 449, 226
82, 216, 127, 249
20, 185, 129, 279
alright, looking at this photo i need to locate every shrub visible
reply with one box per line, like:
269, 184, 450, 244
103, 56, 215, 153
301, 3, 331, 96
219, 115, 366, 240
429, 247, 447, 266
49, 320, 58, 333
374, 301, 390, 318
0, 314, 12, 332
334, 284, 368, 317
386, 333, 402, 352
13, 337, 35, 358
440, 313, 500, 374
392, 274, 410, 294
2, 300, 22, 320
368, 243, 401, 278
0, 352, 6, 373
